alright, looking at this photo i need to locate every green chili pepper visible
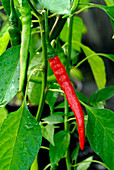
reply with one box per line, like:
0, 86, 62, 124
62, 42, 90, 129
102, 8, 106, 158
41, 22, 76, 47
18, 0, 31, 92
8, 0, 21, 46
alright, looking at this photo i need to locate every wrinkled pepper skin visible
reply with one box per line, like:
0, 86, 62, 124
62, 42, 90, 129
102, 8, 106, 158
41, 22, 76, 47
49, 56, 85, 150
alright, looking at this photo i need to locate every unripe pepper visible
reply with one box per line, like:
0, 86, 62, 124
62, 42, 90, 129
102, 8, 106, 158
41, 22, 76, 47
18, 0, 31, 93
49, 55, 85, 150
8, 0, 21, 46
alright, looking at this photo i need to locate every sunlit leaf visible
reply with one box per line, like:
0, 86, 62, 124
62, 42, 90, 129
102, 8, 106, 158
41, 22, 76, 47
81, 45, 106, 90
0, 101, 42, 170
0, 45, 20, 107
41, 124, 55, 145
72, 42, 106, 90
30, 155, 38, 170
0, 107, 8, 127
104, 0, 114, 6
39, 0, 70, 15
77, 156, 93, 170
0, 24, 10, 55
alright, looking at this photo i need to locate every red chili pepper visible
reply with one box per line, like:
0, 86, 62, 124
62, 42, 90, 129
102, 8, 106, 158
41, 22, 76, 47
49, 55, 85, 150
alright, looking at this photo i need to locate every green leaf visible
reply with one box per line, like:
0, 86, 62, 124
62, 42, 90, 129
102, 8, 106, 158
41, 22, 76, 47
74, 42, 106, 90
60, 16, 84, 52
89, 86, 114, 106
86, 106, 114, 169
104, 0, 114, 6
1, 0, 10, 15
42, 115, 64, 124
101, 53, 114, 61
1, 0, 20, 15
53, 112, 65, 116
28, 82, 42, 105
39, 0, 70, 15
77, 156, 93, 170
46, 84, 59, 113
0, 107, 8, 127
49, 131, 70, 168
81, 3, 114, 20
78, 0, 91, 10
0, 24, 10, 55
71, 144, 80, 162
76, 91, 88, 104
0, 45, 20, 107
55, 101, 65, 109
28, 53, 43, 105
0, 101, 42, 170
71, 50, 79, 65
94, 4, 114, 21
83, 48, 106, 90
41, 124, 55, 145
30, 155, 38, 170
110, 20, 114, 39
71, 0, 80, 14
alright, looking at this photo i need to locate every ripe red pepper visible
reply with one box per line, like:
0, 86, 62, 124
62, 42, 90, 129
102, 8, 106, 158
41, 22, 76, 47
49, 55, 85, 150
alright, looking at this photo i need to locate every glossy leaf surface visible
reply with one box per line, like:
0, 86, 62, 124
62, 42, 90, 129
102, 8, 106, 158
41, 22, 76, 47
87, 106, 114, 169
0, 45, 20, 107
0, 102, 42, 170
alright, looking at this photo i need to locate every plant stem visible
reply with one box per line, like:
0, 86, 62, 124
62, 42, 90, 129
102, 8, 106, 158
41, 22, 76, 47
36, 14, 47, 122
28, 0, 42, 20
30, 74, 56, 83
49, 15, 66, 41
36, 15, 66, 52
75, 52, 113, 68
64, 16, 73, 170
72, 160, 109, 169
64, 97, 71, 170
48, 88, 64, 93
67, 16, 73, 75
40, 146, 49, 150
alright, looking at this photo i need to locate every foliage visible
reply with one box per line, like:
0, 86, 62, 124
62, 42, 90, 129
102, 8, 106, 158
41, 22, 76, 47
0, 0, 114, 170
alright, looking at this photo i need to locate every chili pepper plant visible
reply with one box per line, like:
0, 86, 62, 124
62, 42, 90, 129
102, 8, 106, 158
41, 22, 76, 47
0, 0, 114, 169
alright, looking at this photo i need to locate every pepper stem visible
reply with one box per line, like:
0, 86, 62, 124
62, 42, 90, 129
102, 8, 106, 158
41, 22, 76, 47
64, 16, 73, 170
36, 11, 47, 121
